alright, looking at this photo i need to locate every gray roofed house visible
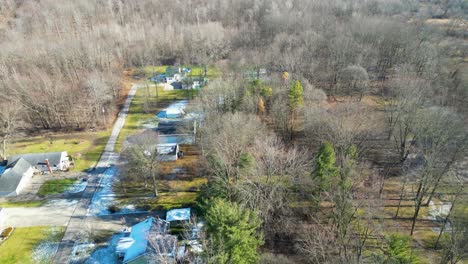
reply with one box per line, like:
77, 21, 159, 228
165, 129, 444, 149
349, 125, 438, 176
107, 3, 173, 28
0, 151, 70, 196
7, 151, 70, 173
0, 158, 34, 196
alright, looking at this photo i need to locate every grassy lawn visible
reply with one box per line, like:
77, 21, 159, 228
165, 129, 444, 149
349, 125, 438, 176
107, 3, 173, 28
114, 145, 204, 212
37, 178, 78, 196
137, 192, 198, 211
9, 129, 112, 172
0, 200, 46, 208
0, 226, 65, 264
143, 65, 220, 78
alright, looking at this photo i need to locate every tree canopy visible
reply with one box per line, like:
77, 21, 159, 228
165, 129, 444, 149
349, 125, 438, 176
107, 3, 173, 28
205, 198, 264, 264
314, 142, 339, 191
288, 80, 304, 110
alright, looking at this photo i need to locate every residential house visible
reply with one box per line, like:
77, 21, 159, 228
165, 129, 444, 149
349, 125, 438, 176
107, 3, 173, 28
181, 77, 208, 90
7, 151, 70, 173
117, 217, 178, 264
0, 158, 34, 196
150, 74, 166, 83
156, 100, 187, 119
244, 68, 268, 80
165, 67, 185, 83
0, 152, 71, 196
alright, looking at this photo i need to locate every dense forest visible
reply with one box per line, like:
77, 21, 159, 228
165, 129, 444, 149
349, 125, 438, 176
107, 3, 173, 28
0, 0, 467, 263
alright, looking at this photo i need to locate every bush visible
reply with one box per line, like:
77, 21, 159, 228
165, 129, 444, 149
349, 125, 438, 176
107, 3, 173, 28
1, 227, 14, 238
108, 205, 120, 214
136, 204, 151, 211
260, 253, 296, 264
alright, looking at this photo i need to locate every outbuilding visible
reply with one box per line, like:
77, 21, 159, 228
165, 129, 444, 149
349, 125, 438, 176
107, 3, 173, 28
156, 144, 181, 162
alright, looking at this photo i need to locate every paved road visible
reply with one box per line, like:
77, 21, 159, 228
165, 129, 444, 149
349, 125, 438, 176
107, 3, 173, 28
53, 84, 138, 264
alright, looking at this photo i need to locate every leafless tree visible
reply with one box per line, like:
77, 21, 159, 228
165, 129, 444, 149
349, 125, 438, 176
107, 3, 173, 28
0, 100, 23, 159
407, 107, 466, 236
121, 132, 161, 197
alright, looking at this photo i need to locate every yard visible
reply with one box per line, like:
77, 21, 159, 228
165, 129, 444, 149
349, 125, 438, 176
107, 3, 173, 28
8, 130, 112, 172
143, 65, 220, 78
37, 178, 78, 196
0, 226, 65, 264
0, 200, 46, 208
114, 115, 205, 211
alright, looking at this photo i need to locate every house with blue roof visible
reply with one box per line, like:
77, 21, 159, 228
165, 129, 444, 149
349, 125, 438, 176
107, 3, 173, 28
116, 217, 178, 264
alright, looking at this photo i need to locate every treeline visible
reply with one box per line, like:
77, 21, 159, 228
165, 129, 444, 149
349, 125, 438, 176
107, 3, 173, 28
0, 0, 466, 133
191, 75, 467, 263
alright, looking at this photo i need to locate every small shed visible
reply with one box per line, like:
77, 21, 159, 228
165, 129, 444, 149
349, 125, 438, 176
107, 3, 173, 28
157, 143, 180, 162
166, 208, 191, 222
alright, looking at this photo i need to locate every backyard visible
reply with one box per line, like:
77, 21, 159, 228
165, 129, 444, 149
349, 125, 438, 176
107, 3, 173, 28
8, 130, 112, 172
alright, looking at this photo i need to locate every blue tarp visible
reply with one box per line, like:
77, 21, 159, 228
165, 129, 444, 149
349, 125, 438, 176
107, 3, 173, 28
157, 111, 167, 118
166, 208, 191, 222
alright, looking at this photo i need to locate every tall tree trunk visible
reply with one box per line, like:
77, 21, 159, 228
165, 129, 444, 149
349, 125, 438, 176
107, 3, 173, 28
395, 178, 407, 219
2, 137, 7, 160
150, 168, 158, 197
410, 182, 424, 236
435, 185, 462, 249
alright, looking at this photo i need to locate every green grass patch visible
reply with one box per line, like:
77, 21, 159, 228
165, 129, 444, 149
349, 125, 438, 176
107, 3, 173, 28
90, 230, 115, 244
136, 192, 198, 211
0, 226, 65, 264
143, 65, 220, 78
165, 178, 207, 192
0, 200, 47, 208
9, 129, 111, 172
37, 178, 78, 196
143, 66, 167, 76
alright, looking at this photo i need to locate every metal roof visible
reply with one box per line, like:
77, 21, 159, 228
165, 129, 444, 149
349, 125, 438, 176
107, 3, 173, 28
0, 158, 32, 193
166, 208, 191, 222
7, 152, 66, 167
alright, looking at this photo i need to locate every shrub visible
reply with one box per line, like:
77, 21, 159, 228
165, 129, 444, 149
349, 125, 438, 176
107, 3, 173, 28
1, 227, 14, 238
108, 205, 120, 214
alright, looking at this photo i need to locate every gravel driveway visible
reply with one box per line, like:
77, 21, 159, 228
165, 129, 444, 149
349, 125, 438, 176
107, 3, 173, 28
0, 200, 77, 229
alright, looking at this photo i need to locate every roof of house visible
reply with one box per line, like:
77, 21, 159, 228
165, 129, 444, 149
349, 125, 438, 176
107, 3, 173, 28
121, 217, 172, 263
165, 67, 181, 77
7, 152, 66, 167
166, 208, 191, 222
0, 158, 32, 193
157, 144, 178, 156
